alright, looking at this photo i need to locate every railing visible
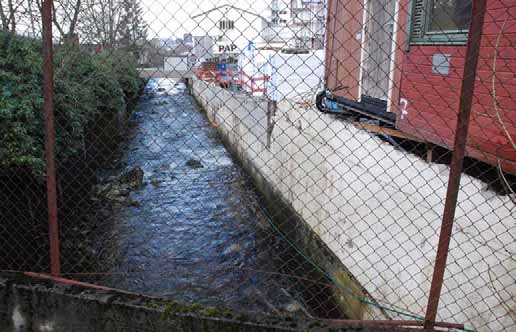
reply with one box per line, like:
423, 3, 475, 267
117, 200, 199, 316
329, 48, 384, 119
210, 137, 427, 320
194, 67, 269, 95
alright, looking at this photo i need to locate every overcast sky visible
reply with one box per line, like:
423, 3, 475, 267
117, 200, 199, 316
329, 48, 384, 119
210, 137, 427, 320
141, 0, 270, 39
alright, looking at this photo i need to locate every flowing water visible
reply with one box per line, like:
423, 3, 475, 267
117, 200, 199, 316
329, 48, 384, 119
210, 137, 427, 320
94, 78, 338, 317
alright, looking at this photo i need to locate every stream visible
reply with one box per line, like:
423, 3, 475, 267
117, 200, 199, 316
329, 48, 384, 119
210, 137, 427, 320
91, 78, 338, 317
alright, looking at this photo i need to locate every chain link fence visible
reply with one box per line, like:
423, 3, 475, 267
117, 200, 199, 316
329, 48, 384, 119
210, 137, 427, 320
0, 0, 514, 331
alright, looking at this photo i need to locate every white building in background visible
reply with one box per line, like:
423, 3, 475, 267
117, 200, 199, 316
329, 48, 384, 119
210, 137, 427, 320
189, 1, 326, 61
191, 5, 268, 59
193, 36, 215, 62
261, 0, 295, 48
290, 0, 326, 49
262, 0, 327, 50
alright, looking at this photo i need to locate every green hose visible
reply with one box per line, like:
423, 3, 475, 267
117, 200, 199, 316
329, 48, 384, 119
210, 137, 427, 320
261, 212, 476, 332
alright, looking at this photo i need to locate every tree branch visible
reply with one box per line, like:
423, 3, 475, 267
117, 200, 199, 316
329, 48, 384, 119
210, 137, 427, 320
52, 1, 65, 38
0, 0, 8, 30
68, 0, 80, 36
7, 0, 16, 32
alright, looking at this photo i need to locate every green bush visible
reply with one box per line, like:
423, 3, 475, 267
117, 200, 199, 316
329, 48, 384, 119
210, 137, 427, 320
95, 50, 143, 107
0, 33, 45, 173
0, 32, 144, 176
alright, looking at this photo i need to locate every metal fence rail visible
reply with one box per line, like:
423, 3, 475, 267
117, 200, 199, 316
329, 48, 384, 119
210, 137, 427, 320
0, 0, 514, 331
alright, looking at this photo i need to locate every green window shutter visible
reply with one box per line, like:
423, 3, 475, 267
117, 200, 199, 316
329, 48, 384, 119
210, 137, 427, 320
410, 0, 425, 40
409, 0, 469, 45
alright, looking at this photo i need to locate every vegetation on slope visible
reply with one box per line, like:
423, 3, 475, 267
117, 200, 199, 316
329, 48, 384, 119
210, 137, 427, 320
0, 32, 144, 175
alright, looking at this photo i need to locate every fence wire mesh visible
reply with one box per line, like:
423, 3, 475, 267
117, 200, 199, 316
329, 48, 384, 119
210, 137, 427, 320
0, 0, 514, 332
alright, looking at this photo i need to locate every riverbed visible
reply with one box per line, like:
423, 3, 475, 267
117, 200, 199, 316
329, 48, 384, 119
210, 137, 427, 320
90, 78, 339, 317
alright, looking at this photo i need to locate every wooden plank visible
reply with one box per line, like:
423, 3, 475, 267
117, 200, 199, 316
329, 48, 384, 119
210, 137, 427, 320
353, 122, 426, 143
426, 143, 434, 163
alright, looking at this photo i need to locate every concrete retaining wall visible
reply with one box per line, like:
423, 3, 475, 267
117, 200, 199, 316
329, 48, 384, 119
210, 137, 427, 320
191, 77, 515, 332
0, 272, 334, 332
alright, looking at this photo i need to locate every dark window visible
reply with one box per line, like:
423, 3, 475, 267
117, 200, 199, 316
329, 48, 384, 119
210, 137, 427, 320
219, 20, 235, 31
410, 0, 472, 45
428, 0, 472, 32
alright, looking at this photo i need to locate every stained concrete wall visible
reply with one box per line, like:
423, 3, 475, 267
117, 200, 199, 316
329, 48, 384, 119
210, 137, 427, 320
191, 77, 515, 332
0, 272, 336, 332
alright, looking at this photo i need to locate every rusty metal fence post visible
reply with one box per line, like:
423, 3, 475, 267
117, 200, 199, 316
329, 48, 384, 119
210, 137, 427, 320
42, 0, 60, 276
423, 0, 487, 329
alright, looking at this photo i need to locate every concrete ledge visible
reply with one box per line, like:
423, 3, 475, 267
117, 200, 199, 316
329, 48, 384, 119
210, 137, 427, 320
0, 272, 337, 332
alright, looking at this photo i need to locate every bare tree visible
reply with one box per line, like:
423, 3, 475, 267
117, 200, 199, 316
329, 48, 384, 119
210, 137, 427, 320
0, 0, 20, 32
0, 0, 146, 47
77, 0, 124, 47
79, 0, 146, 49
52, 0, 82, 40
26, 0, 37, 35
0, 0, 42, 35
7, 0, 15, 31
0, 0, 8, 30
118, 0, 147, 50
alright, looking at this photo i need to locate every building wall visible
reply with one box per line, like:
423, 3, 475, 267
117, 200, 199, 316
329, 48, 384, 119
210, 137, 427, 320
396, 0, 516, 173
290, 0, 326, 49
191, 7, 265, 54
264, 0, 326, 49
323, 0, 515, 172
193, 35, 215, 61
324, 0, 363, 100
261, 25, 297, 47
